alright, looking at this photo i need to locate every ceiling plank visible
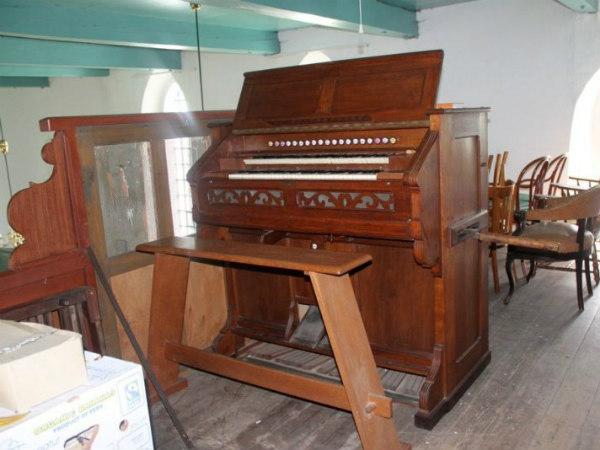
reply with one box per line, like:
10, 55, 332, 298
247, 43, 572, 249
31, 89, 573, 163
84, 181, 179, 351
555, 0, 598, 12
0, 77, 50, 88
0, 2, 280, 54
0, 66, 109, 78
0, 36, 181, 70
186, 0, 417, 37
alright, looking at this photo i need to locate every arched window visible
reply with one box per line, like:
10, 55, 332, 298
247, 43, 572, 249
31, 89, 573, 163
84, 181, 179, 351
163, 81, 188, 112
300, 51, 331, 65
161, 81, 202, 237
569, 68, 600, 178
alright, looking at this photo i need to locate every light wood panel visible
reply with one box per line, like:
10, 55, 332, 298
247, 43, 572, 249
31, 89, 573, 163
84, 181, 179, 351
111, 264, 154, 361
182, 262, 228, 349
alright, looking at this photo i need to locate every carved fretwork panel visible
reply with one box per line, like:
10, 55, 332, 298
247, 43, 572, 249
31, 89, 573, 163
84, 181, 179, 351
296, 191, 395, 211
207, 189, 285, 207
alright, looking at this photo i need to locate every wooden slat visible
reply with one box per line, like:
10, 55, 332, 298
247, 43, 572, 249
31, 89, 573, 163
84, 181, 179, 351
165, 342, 352, 411
137, 236, 372, 276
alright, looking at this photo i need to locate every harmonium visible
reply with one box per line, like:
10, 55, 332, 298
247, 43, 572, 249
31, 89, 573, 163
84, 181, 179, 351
187, 49, 490, 428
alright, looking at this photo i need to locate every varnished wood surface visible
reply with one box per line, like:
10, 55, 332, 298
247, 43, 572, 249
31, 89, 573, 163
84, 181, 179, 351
137, 237, 372, 276
233, 51, 443, 132
39, 110, 234, 132
153, 253, 600, 449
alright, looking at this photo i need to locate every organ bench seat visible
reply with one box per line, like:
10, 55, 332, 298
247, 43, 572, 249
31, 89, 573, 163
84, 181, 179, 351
137, 236, 410, 450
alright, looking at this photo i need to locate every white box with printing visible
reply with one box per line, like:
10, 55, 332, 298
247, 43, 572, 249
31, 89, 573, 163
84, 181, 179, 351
0, 352, 153, 450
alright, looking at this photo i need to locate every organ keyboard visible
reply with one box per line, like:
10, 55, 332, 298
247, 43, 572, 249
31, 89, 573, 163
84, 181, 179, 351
188, 50, 490, 429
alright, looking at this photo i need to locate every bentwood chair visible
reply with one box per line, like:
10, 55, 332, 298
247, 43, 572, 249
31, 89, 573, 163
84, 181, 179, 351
503, 185, 600, 310
514, 156, 550, 213
543, 154, 568, 196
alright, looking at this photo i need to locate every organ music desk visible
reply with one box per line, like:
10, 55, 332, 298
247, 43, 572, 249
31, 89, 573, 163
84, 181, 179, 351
137, 236, 410, 450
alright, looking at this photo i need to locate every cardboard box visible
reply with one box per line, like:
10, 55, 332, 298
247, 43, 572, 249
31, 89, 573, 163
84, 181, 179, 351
0, 321, 87, 413
0, 352, 153, 450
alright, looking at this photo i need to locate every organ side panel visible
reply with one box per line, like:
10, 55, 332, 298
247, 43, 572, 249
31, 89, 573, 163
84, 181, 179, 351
436, 110, 490, 393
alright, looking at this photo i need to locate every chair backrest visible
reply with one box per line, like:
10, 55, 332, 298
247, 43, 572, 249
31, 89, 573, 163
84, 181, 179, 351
490, 151, 509, 186
487, 154, 494, 177
488, 183, 515, 234
544, 154, 568, 196
514, 156, 550, 211
570, 175, 600, 189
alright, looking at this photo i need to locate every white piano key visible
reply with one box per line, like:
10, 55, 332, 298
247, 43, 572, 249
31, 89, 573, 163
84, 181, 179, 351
229, 172, 379, 181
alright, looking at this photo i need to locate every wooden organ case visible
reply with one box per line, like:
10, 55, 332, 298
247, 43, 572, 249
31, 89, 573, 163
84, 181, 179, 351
189, 50, 490, 428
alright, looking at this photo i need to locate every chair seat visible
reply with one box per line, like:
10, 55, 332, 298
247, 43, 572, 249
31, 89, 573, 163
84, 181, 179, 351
519, 221, 594, 253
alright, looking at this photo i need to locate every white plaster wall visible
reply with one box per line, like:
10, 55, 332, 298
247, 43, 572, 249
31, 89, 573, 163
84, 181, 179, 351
1, 0, 599, 235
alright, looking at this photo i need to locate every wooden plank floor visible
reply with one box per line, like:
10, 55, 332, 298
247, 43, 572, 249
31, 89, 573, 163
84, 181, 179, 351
153, 255, 600, 449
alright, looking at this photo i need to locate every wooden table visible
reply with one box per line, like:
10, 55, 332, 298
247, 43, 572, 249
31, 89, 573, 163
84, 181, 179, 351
137, 236, 409, 450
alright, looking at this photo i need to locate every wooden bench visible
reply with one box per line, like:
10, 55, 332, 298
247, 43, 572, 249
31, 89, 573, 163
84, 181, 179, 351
137, 236, 409, 450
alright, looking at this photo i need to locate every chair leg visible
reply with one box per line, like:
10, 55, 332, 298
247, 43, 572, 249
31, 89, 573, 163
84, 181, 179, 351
526, 259, 536, 282
576, 258, 584, 311
593, 244, 600, 285
504, 254, 515, 305
491, 248, 500, 294
520, 259, 527, 278
585, 255, 593, 296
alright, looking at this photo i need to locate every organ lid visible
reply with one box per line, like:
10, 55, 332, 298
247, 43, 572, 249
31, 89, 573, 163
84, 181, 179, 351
232, 50, 443, 135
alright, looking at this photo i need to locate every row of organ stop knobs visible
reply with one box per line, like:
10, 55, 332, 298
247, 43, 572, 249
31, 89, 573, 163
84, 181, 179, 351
268, 137, 398, 147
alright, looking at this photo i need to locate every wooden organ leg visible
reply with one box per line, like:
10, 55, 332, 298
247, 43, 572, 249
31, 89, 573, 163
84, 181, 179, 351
309, 272, 406, 450
147, 253, 191, 397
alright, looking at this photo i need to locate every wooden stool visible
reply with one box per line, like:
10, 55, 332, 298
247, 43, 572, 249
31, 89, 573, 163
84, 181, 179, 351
137, 236, 409, 450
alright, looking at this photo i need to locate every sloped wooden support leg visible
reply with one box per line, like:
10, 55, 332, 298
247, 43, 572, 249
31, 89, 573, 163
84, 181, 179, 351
147, 253, 190, 397
309, 272, 409, 450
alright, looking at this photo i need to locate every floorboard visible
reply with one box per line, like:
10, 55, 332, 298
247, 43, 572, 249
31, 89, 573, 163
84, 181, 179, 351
153, 253, 600, 449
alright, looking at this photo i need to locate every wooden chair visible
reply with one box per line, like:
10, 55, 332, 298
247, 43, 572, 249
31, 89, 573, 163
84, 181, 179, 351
503, 185, 600, 310
488, 183, 515, 293
513, 156, 550, 213
549, 181, 600, 284
490, 151, 509, 186
543, 154, 568, 196
0, 287, 103, 351
570, 175, 600, 189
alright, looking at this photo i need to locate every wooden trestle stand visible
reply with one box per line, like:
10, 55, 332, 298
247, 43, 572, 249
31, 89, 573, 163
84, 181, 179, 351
137, 236, 410, 450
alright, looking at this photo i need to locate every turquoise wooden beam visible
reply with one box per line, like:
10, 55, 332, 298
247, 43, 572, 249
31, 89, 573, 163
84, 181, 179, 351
0, 77, 49, 88
0, 36, 181, 70
0, 66, 109, 78
555, 0, 598, 12
188, 0, 417, 37
0, 2, 280, 54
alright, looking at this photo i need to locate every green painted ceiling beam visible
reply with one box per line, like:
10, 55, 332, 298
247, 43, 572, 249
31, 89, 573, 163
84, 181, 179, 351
555, 0, 598, 12
0, 36, 181, 70
0, 66, 109, 78
188, 0, 417, 37
0, 2, 280, 54
377, 0, 478, 11
0, 77, 49, 88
